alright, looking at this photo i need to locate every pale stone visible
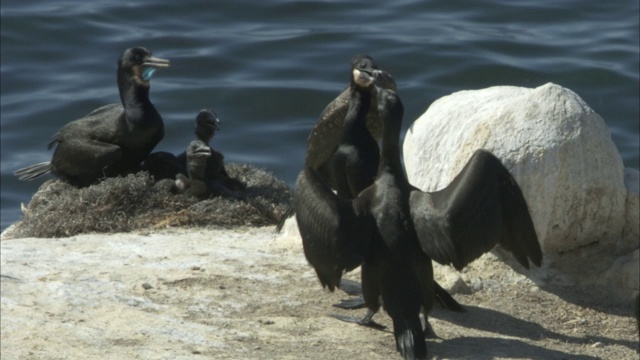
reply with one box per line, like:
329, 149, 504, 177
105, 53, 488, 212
403, 83, 639, 303
436, 271, 472, 295
404, 83, 630, 254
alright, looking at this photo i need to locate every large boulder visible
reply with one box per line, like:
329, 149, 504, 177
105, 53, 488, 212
403, 83, 639, 302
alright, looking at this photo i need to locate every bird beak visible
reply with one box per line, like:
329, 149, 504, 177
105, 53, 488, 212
141, 56, 170, 81
143, 55, 170, 68
354, 68, 376, 87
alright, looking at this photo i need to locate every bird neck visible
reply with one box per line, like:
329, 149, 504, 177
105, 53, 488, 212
118, 70, 156, 126
376, 89, 407, 181
378, 129, 405, 178
195, 130, 213, 145
342, 85, 373, 142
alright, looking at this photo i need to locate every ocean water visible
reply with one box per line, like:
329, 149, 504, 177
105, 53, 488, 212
1, 0, 638, 231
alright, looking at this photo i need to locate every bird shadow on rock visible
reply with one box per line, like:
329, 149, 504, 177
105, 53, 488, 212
494, 247, 637, 317
428, 336, 598, 360
430, 305, 639, 355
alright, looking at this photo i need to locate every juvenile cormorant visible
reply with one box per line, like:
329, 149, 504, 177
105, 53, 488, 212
14, 47, 170, 187
294, 87, 542, 359
143, 109, 221, 181
142, 151, 187, 181
178, 109, 246, 194
174, 139, 214, 200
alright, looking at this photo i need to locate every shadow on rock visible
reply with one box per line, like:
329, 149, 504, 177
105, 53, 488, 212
430, 336, 599, 360
431, 305, 639, 353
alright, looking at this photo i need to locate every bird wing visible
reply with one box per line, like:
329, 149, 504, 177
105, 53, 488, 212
51, 138, 123, 177
304, 89, 350, 170
409, 149, 542, 270
49, 104, 123, 149
294, 166, 374, 291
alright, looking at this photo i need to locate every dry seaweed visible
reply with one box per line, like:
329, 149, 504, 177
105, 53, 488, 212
10, 163, 292, 238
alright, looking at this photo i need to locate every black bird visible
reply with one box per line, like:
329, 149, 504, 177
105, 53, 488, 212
305, 61, 396, 178
325, 55, 380, 199
178, 109, 246, 195
152, 139, 213, 199
174, 139, 214, 200
294, 87, 542, 359
298, 56, 464, 313
142, 151, 187, 181
274, 58, 396, 232
14, 47, 170, 187
143, 109, 222, 182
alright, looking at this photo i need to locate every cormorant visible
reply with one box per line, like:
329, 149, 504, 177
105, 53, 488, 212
305, 62, 396, 177
274, 58, 396, 232
294, 87, 542, 359
295, 56, 464, 314
142, 109, 222, 182
177, 109, 246, 195
325, 55, 380, 199
142, 151, 187, 181
174, 139, 214, 200
145, 109, 245, 198
14, 47, 170, 187
151, 139, 213, 199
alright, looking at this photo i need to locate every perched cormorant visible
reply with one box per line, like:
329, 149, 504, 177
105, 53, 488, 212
305, 62, 396, 176
144, 109, 244, 199
294, 87, 542, 359
152, 139, 214, 199
177, 109, 246, 195
293, 56, 464, 313
143, 109, 222, 182
274, 58, 396, 233
174, 139, 214, 200
14, 47, 170, 187
325, 55, 380, 199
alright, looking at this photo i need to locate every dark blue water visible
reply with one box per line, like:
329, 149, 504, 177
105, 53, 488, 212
2, 1, 638, 231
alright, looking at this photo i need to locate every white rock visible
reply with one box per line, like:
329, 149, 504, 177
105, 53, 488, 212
436, 271, 472, 295
403, 83, 638, 302
623, 168, 639, 241
404, 83, 632, 254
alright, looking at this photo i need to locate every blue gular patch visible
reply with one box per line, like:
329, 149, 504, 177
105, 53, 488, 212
142, 67, 157, 81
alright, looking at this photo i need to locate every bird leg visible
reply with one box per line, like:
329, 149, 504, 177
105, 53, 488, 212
422, 316, 438, 339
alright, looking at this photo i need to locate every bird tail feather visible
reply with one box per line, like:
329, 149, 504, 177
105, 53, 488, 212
14, 162, 52, 181
393, 317, 427, 360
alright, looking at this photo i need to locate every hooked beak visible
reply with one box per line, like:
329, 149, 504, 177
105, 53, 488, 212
354, 68, 376, 87
143, 55, 170, 68
141, 55, 170, 81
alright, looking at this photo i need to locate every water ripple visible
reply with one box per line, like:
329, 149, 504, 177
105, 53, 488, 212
1, 0, 637, 230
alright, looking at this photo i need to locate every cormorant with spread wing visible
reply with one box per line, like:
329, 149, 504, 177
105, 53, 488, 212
294, 85, 542, 359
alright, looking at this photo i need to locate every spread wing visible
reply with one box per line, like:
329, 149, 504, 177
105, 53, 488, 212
409, 149, 542, 270
294, 166, 374, 291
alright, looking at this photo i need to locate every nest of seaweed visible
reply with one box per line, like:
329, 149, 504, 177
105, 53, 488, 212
9, 163, 292, 238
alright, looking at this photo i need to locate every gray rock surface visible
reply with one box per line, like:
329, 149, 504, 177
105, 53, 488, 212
2, 227, 637, 359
